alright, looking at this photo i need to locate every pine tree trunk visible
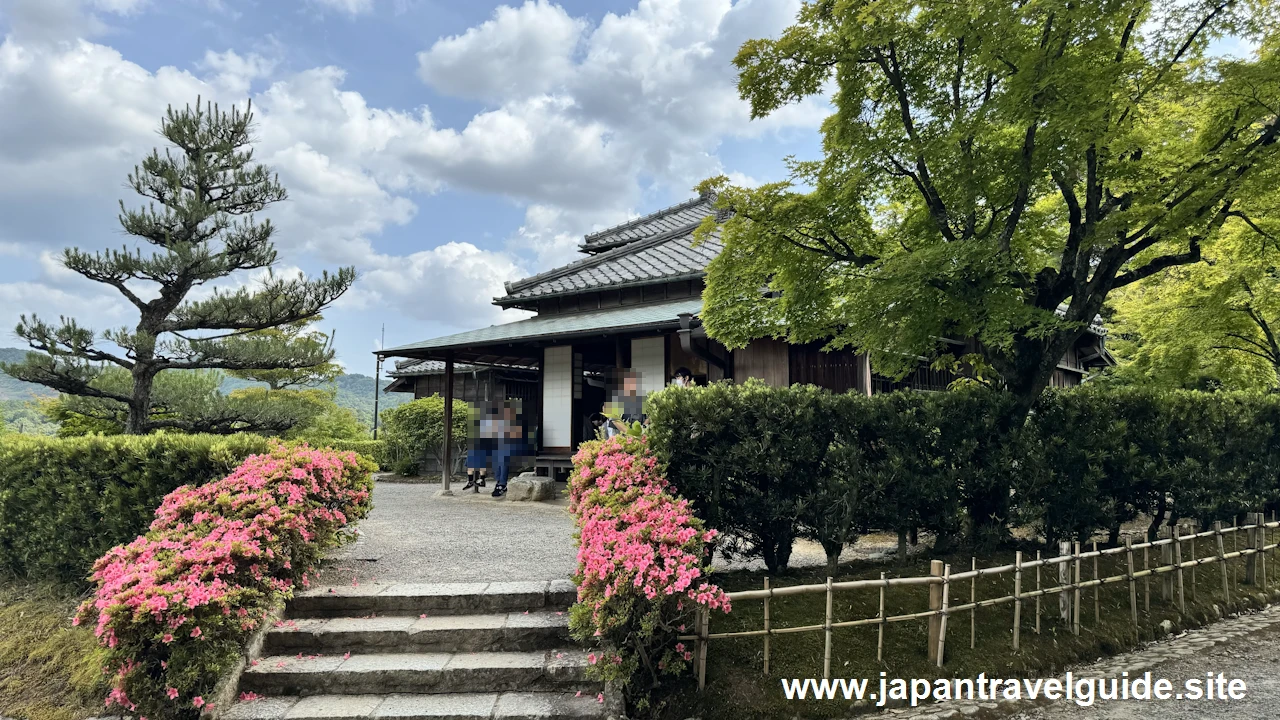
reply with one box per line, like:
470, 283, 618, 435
126, 363, 156, 435
897, 527, 908, 564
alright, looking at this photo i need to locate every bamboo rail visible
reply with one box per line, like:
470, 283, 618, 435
685, 519, 1280, 690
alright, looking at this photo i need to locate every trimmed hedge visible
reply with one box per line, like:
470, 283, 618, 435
310, 438, 388, 470
647, 381, 1280, 572
0, 434, 271, 583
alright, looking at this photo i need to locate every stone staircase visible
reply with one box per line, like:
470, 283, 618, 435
224, 580, 609, 720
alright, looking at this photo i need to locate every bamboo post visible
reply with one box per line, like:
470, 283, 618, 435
696, 607, 708, 691
823, 576, 833, 680
1160, 526, 1173, 601
1058, 541, 1071, 623
1013, 551, 1023, 652
877, 572, 886, 662
1092, 541, 1100, 625
1073, 542, 1082, 636
1232, 519, 1239, 594
936, 563, 951, 668
1125, 536, 1138, 637
1215, 521, 1230, 610
1173, 525, 1186, 614
762, 577, 771, 675
970, 557, 976, 650
1035, 550, 1042, 635
1246, 513, 1259, 586
1261, 514, 1268, 591
1143, 543, 1150, 613
927, 560, 944, 663
1190, 530, 1197, 602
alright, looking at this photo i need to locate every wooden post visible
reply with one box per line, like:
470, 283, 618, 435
1261, 514, 1268, 591
1173, 525, 1186, 614
1215, 521, 1229, 609
1232, 519, 1239, 594
1190, 531, 1197, 602
763, 577, 771, 675
823, 576, 833, 680
440, 352, 455, 495
1143, 543, 1150, 613
1246, 513, 1259, 586
927, 560, 944, 663
1013, 551, 1023, 652
1125, 536, 1138, 637
1073, 542, 1082, 636
1035, 550, 1042, 635
970, 557, 976, 650
1058, 541, 1071, 623
936, 564, 951, 668
696, 607, 709, 691
1092, 541, 1100, 625
1160, 526, 1173, 601
877, 572, 886, 662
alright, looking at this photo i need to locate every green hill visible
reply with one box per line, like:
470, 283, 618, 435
0, 348, 409, 432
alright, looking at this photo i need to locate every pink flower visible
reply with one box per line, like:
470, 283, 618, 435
192, 696, 205, 708
166, 688, 179, 699
239, 691, 261, 701
190, 626, 202, 638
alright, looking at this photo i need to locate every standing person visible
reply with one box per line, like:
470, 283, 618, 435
669, 367, 693, 388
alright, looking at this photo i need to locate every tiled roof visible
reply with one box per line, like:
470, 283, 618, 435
381, 298, 704, 356
580, 194, 717, 253
389, 359, 535, 377
501, 222, 721, 305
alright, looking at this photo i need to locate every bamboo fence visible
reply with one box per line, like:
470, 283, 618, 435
684, 514, 1280, 690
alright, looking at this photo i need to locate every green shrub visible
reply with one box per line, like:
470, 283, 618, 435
647, 380, 833, 573
77, 443, 373, 718
379, 395, 469, 476
649, 381, 1280, 566
309, 438, 388, 470
0, 433, 271, 583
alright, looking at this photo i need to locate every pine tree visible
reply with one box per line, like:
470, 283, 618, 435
1, 99, 356, 434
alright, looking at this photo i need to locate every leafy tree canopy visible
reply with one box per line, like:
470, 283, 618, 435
698, 0, 1280, 411
227, 318, 343, 390
1107, 212, 1280, 389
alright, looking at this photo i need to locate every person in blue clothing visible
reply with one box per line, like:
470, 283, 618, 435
463, 402, 500, 492
490, 400, 531, 498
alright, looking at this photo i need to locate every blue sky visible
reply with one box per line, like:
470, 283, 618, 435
0, 0, 827, 371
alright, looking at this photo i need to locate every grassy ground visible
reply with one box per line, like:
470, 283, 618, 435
0, 582, 106, 720
658, 536, 1280, 720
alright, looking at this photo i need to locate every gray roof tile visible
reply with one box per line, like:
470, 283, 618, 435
580, 195, 717, 252
500, 196, 724, 305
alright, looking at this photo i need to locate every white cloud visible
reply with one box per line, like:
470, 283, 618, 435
417, 0, 586, 101
200, 49, 277, 96
309, 0, 374, 17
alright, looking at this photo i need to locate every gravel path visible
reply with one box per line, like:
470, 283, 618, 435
317, 481, 578, 586
1008, 624, 1280, 720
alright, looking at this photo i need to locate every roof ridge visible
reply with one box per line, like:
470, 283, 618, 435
581, 194, 710, 244
502, 218, 710, 298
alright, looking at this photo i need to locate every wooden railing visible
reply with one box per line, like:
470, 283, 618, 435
683, 513, 1280, 690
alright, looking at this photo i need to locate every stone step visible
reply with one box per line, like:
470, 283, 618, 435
223, 692, 608, 720
289, 581, 578, 619
264, 611, 572, 655
240, 650, 600, 697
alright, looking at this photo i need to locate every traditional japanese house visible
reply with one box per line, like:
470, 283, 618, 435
379, 192, 1113, 482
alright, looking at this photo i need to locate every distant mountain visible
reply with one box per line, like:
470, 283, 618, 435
0, 347, 409, 429
0, 348, 56, 401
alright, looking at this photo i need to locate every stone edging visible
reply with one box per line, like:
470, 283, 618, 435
876, 603, 1280, 720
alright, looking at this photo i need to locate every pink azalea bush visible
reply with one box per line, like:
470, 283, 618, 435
568, 435, 729, 706
75, 443, 374, 719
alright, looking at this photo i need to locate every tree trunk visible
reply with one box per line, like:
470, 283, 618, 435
822, 540, 842, 578
909, 526, 919, 546
1107, 522, 1121, 547
897, 527, 908, 564
1147, 494, 1168, 542
126, 363, 156, 435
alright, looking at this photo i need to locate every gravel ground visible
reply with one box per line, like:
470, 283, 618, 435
317, 481, 578, 586
1007, 624, 1280, 720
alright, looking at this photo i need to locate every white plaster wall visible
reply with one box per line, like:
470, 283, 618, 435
631, 336, 666, 403
543, 346, 573, 447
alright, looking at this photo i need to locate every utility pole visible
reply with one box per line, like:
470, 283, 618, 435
373, 324, 384, 439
